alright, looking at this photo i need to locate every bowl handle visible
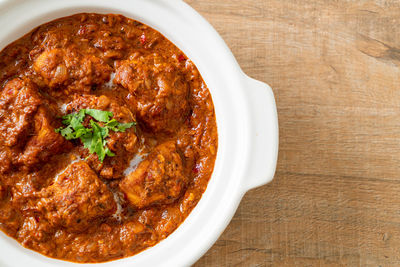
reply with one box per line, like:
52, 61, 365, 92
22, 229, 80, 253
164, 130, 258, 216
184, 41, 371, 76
242, 75, 279, 191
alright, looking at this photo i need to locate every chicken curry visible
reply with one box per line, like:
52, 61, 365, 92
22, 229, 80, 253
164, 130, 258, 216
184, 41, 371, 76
0, 13, 217, 263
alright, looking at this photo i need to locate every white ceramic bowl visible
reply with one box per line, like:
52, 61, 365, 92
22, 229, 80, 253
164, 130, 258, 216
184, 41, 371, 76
0, 0, 279, 266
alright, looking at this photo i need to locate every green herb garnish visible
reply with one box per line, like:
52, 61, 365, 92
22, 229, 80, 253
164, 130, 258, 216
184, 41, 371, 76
56, 109, 136, 162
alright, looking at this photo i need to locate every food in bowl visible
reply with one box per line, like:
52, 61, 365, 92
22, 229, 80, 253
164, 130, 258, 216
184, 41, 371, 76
0, 13, 217, 263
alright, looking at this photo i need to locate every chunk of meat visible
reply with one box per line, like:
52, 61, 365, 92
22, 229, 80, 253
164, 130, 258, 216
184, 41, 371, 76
31, 27, 67, 49
37, 161, 116, 232
67, 94, 138, 179
18, 107, 70, 167
120, 141, 188, 209
93, 31, 126, 59
114, 52, 190, 133
17, 216, 53, 245
0, 184, 6, 200
0, 146, 13, 174
155, 208, 183, 238
66, 94, 134, 124
33, 49, 67, 88
83, 128, 138, 179
0, 78, 41, 147
118, 221, 147, 248
33, 48, 112, 91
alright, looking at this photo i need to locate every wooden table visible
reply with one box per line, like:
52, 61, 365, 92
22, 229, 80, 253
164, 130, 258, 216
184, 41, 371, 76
186, 0, 400, 266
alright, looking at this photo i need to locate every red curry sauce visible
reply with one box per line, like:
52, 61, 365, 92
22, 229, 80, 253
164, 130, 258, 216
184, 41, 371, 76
0, 13, 217, 262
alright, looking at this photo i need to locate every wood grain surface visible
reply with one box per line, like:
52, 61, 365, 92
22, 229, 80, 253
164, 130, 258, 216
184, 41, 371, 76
185, 0, 400, 266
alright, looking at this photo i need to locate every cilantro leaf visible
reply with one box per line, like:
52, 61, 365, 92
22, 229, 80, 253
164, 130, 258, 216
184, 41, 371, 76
84, 109, 113, 122
106, 119, 136, 132
55, 108, 135, 163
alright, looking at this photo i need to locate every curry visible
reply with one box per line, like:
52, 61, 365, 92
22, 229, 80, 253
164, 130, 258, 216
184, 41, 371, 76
0, 13, 217, 263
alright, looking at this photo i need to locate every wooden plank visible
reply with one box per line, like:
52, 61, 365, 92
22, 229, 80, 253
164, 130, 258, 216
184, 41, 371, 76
185, 0, 400, 266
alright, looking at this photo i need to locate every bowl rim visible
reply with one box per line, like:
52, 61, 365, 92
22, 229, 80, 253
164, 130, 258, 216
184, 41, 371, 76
0, 0, 276, 266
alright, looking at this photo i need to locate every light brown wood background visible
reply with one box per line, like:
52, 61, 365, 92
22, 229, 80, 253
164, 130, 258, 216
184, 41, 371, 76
185, 0, 400, 266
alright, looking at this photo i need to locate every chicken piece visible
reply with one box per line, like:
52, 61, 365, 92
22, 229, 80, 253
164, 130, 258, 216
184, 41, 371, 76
118, 221, 147, 248
155, 208, 183, 238
31, 27, 66, 49
17, 216, 53, 245
0, 146, 13, 174
33, 48, 112, 91
67, 94, 113, 112
114, 52, 190, 133
120, 141, 188, 209
18, 107, 70, 167
0, 78, 41, 147
67, 94, 138, 179
66, 94, 136, 126
37, 161, 116, 232
0, 184, 6, 200
93, 31, 126, 59
33, 48, 68, 88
